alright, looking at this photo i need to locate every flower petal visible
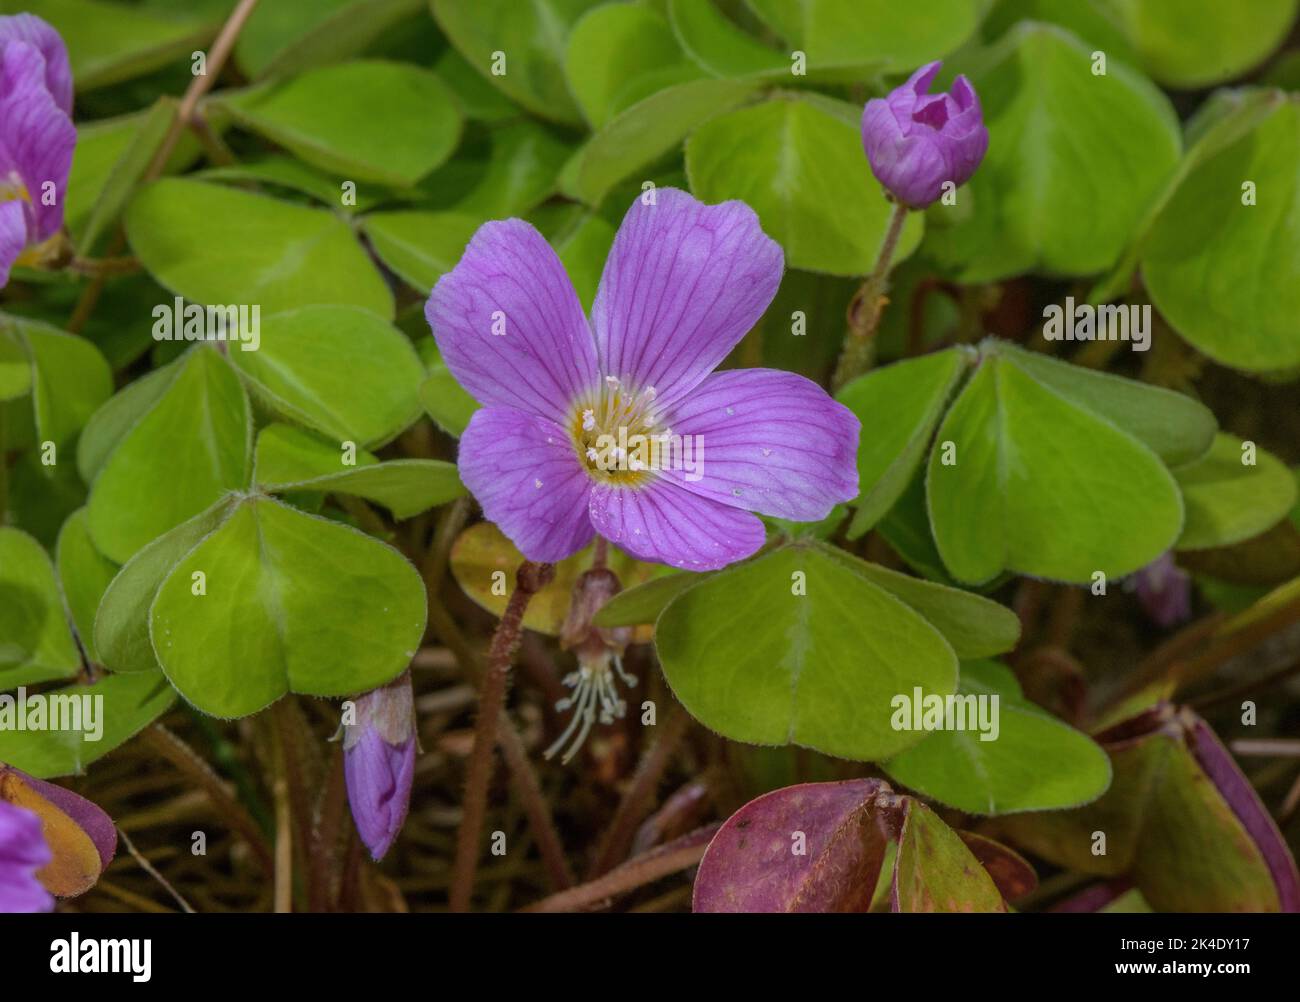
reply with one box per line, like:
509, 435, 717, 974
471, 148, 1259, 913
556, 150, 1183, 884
0, 14, 73, 114
591, 188, 783, 409
344, 730, 415, 861
0, 200, 26, 287
0, 799, 53, 913
660, 368, 859, 520
458, 405, 595, 562
0, 38, 76, 242
427, 218, 598, 424
588, 479, 765, 571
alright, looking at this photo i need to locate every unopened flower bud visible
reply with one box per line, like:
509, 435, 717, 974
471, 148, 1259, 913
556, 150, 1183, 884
343, 673, 416, 861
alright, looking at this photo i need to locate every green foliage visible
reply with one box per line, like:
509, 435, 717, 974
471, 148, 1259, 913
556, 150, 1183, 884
3, 0, 1298, 917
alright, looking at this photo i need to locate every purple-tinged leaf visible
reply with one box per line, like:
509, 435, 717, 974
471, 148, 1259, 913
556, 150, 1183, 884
1050, 879, 1136, 913
1186, 714, 1300, 912
891, 800, 1005, 913
958, 831, 1037, 902
693, 779, 895, 913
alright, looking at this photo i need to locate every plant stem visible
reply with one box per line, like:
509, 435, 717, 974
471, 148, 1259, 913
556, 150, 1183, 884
118, 826, 196, 913
141, 723, 274, 877
588, 703, 690, 878
145, 0, 260, 180
449, 560, 555, 911
522, 826, 714, 913
831, 202, 910, 392
269, 715, 293, 913
67, 0, 260, 335
497, 718, 575, 891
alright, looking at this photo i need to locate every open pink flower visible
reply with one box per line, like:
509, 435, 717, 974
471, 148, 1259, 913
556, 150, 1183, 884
427, 189, 859, 571
0, 14, 75, 287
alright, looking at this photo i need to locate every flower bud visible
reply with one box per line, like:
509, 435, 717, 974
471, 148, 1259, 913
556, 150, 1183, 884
343, 673, 416, 861
1130, 551, 1192, 629
861, 60, 988, 209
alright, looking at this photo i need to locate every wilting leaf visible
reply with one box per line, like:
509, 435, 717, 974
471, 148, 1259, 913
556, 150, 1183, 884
999, 704, 1300, 911
693, 778, 1012, 912
450, 522, 665, 643
0, 766, 114, 897
891, 798, 1005, 912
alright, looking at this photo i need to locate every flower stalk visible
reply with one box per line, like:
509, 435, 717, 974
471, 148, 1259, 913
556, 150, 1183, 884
449, 559, 555, 912
831, 201, 910, 391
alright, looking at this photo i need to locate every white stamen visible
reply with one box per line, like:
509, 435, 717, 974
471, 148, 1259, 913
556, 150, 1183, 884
545, 656, 637, 764
581, 408, 596, 431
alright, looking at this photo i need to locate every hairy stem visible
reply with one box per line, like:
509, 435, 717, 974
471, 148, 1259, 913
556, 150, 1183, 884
831, 202, 910, 391
68, 0, 260, 334
449, 560, 555, 911
142, 723, 274, 877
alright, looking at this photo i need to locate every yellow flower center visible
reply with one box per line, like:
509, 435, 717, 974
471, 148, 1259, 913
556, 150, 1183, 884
571, 377, 668, 487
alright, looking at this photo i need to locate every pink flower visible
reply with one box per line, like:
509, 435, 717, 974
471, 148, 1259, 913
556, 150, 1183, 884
0, 798, 52, 913
0, 14, 75, 287
344, 674, 416, 861
426, 189, 859, 571
861, 61, 988, 209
